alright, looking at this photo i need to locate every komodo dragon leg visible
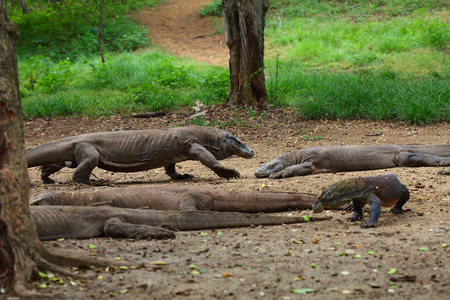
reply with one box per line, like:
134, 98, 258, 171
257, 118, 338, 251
348, 195, 382, 228
41, 162, 67, 183
72, 143, 100, 184
269, 162, 315, 179
104, 217, 176, 239
165, 163, 194, 180
395, 152, 450, 167
390, 184, 411, 214
187, 143, 241, 179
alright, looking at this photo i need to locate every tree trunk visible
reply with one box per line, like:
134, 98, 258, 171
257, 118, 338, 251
19, 0, 28, 14
0, 0, 42, 295
97, 0, 106, 63
222, 0, 269, 109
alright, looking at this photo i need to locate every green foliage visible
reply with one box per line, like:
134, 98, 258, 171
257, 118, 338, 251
199, 1, 222, 17
20, 50, 229, 117
264, 61, 449, 124
10, 0, 158, 60
16, 0, 450, 124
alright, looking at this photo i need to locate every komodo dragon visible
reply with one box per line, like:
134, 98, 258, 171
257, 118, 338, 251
30, 185, 317, 212
255, 145, 450, 179
26, 126, 254, 184
31, 206, 326, 241
312, 174, 410, 228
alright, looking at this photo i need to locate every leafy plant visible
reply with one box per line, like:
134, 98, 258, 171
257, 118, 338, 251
199, 1, 222, 17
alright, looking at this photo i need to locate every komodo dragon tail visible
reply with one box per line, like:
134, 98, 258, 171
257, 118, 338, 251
26, 138, 77, 167
161, 210, 326, 230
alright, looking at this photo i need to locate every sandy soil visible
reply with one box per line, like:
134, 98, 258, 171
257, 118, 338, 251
25, 110, 449, 299
20, 0, 450, 298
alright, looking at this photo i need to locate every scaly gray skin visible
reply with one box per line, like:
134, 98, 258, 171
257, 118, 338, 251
26, 126, 254, 184
31, 206, 324, 241
312, 174, 410, 228
30, 185, 317, 212
255, 145, 450, 179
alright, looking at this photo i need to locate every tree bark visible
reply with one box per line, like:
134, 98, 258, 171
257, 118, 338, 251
222, 0, 269, 109
97, 0, 106, 63
19, 0, 28, 14
0, 0, 42, 295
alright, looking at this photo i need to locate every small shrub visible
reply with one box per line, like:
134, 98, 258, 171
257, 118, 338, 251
199, 0, 222, 17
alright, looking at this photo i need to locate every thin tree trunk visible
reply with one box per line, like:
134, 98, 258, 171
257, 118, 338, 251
222, 0, 269, 108
97, 0, 105, 63
19, 0, 28, 14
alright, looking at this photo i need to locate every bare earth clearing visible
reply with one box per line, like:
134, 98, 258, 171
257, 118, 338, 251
25, 111, 450, 299
22, 0, 449, 299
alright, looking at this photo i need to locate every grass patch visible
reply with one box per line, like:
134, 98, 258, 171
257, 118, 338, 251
16, 0, 450, 124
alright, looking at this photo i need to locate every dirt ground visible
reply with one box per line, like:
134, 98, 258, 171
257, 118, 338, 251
21, 0, 450, 299
25, 110, 450, 299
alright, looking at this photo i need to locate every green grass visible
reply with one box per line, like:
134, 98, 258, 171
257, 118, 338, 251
20, 51, 230, 118
16, 0, 450, 124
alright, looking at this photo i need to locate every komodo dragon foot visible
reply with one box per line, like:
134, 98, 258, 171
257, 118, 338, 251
390, 207, 412, 214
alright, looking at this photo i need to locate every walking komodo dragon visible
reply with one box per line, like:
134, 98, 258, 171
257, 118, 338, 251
26, 126, 254, 184
31, 185, 318, 212
312, 174, 410, 228
255, 145, 450, 179
31, 207, 327, 241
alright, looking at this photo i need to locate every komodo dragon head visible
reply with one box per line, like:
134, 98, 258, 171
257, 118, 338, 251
254, 158, 284, 178
312, 178, 377, 212
194, 126, 254, 160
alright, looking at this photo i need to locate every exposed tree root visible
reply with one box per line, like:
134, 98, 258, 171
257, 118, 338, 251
41, 244, 139, 269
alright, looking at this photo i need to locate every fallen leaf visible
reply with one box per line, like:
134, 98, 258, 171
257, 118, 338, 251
387, 268, 397, 274
418, 247, 428, 251
88, 244, 97, 250
290, 288, 315, 294
221, 272, 233, 278
149, 261, 167, 265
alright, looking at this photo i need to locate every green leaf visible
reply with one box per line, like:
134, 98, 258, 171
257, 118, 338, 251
200, 232, 208, 236
88, 243, 97, 250
353, 254, 362, 258
387, 268, 397, 274
190, 264, 197, 269
56, 238, 65, 242
291, 288, 315, 294
311, 263, 316, 268
303, 215, 310, 222
217, 231, 224, 236
294, 240, 303, 244
442, 244, 448, 248
418, 247, 428, 251
38, 271, 47, 279
368, 251, 375, 255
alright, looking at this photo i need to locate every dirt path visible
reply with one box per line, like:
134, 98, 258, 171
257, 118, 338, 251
138, 0, 229, 66
24, 111, 450, 299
